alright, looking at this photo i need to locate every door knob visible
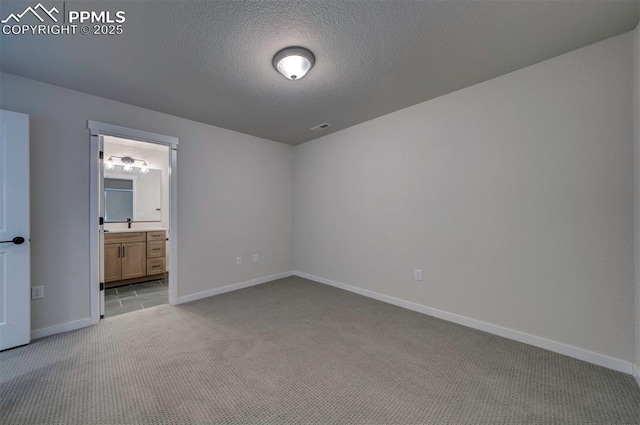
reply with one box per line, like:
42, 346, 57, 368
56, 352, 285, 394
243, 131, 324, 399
0, 236, 25, 245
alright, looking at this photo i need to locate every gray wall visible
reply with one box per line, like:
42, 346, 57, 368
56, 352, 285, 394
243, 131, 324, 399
0, 72, 293, 332
294, 33, 635, 362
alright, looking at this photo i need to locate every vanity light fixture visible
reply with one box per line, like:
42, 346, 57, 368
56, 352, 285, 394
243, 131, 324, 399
106, 156, 150, 174
121, 156, 135, 172
273, 46, 315, 81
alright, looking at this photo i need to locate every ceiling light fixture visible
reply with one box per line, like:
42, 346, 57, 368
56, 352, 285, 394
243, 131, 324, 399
106, 156, 150, 173
273, 46, 315, 81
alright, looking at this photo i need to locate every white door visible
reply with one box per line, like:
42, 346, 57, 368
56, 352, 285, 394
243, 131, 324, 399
0, 110, 30, 351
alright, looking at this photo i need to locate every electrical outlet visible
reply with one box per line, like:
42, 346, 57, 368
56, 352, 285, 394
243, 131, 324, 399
31, 286, 44, 300
253, 254, 259, 263
236, 257, 242, 266
414, 269, 423, 281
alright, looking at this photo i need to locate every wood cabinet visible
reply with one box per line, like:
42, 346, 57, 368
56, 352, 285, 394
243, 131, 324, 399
146, 232, 166, 276
121, 241, 146, 280
147, 231, 166, 242
147, 258, 165, 275
104, 243, 122, 282
104, 230, 166, 288
147, 240, 165, 258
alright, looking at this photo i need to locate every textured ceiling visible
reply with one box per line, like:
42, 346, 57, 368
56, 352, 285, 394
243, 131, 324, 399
1, 1, 638, 145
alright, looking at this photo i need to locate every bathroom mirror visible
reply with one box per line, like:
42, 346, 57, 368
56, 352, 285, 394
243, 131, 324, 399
104, 169, 162, 223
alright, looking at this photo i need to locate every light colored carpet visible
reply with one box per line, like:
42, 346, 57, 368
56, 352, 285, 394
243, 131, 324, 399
1, 276, 639, 424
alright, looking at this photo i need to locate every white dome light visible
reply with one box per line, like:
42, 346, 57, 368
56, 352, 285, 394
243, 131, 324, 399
273, 47, 315, 81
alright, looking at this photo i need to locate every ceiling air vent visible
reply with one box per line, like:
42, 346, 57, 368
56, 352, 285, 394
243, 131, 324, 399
310, 123, 332, 132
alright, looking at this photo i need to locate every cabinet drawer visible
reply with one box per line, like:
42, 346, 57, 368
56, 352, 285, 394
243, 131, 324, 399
147, 257, 166, 275
147, 231, 166, 241
147, 240, 166, 258
105, 232, 146, 244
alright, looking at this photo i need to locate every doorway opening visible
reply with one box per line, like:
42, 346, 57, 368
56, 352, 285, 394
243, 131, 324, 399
102, 137, 170, 317
88, 121, 178, 324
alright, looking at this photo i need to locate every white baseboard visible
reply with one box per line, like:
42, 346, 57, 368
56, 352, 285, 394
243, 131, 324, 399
31, 317, 93, 341
29, 272, 293, 340
176, 271, 294, 304
633, 364, 640, 388
293, 271, 634, 375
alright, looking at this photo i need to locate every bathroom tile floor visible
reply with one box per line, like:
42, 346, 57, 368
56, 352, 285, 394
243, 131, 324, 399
104, 277, 168, 318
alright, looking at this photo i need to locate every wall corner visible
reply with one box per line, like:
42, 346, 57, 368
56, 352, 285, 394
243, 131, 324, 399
633, 21, 640, 378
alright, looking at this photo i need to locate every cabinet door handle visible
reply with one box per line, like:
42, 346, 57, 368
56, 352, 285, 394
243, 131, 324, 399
152, 248, 161, 251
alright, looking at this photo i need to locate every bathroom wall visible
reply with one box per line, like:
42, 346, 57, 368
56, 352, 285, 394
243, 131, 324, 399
104, 137, 169, 231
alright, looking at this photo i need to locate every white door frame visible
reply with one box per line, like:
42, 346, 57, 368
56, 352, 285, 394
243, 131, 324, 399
88, 121, 178, 324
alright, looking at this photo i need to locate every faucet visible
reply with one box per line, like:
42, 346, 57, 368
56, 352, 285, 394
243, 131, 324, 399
127, 218, 132, 229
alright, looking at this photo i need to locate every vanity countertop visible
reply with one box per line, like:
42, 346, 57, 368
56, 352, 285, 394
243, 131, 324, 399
105, 228, 166, 233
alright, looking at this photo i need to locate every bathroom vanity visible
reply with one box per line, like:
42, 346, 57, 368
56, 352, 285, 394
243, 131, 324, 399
104, 229, 166, 288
